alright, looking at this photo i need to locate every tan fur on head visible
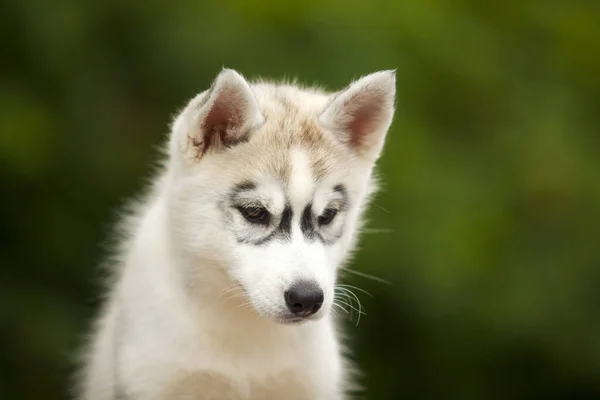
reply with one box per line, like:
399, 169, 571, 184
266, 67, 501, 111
171, 68, 396, 170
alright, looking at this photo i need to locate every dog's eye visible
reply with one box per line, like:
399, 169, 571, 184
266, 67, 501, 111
238, 206, 270, 224
318, 208, 338, 226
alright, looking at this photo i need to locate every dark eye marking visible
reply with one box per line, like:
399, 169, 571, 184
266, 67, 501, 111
278, 205, 293, 238
253, 231, 277, 246
229, 181, 258, 205
300, 202, 327, 243
300, 184, 348, 244
236, 204, 292, 246
318, 208, 338, 226
301, 202, 315, 238
235, 184, 348, 246
235, 181, 256, 192
333, 184, 346, 195
333, 184, 349, 210
238, 205, 270, 225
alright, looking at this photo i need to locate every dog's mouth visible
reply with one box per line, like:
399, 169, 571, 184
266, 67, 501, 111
275, 316, 308, 325
279, 316, 304, 324
273, 311, 325, 325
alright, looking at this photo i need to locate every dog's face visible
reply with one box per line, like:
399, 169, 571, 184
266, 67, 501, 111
168, 69, 395, 324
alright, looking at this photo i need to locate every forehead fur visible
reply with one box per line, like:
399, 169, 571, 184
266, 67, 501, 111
215, 81, 355, 184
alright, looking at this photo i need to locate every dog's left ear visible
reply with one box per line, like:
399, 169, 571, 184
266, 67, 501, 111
319, 70, 396, 162
171, 68, 264, 162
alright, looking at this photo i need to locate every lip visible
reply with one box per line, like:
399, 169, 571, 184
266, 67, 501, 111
280, 316, 304, 323
275, 311, 326, 324
275, 315, 309, 324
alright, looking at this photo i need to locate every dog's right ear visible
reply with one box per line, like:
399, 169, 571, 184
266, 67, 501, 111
170, 68, 264, 162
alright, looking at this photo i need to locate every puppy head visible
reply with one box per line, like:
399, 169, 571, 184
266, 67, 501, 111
167, 69, 395, 323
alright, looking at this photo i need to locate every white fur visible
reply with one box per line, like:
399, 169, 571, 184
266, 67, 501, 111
76, 68, 396, 400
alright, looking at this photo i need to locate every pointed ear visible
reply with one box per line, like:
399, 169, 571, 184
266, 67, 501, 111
319, 70, 396, 161
172, 68, 264, 161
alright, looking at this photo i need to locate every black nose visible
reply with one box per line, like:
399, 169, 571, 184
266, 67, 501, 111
285, 281, 324, 316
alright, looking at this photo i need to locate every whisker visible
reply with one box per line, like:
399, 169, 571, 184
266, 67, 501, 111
332, 302, 349, 313
374, 203, 391, 213
335, 287, 358, 305
224, 293, 248, 301
334, 290, 354, 303
335, 299, 364, 316
217, 285, 245, 302
335, 286, 365, 326
342, 268, 392, 285
334, 295, 355, 321
337, 284, 374, 299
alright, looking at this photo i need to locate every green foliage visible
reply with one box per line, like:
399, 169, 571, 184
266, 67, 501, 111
1, 0, 599, 398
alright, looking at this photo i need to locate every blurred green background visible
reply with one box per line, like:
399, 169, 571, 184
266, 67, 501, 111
1, 0, 599, 399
